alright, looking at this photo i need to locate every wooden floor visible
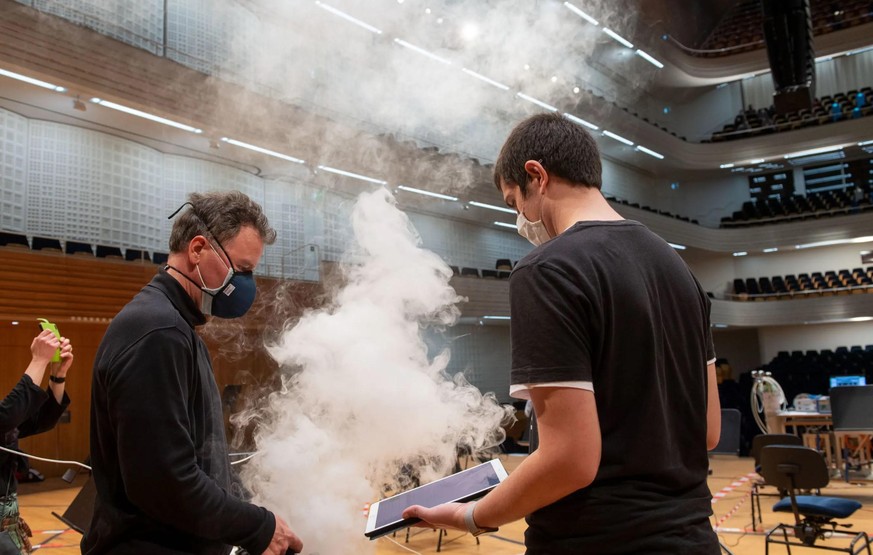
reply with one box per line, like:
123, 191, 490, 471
18, 455, 873, 554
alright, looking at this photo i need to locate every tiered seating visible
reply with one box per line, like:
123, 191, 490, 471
758, 346, 873, 400
606, 195, 700, 224
711, 86, 873, 142
720, 188, 873, 227
449, 260, 514, 280
697, 0, 873, 57
732, 267, 873, 299
0, 232, 160, 264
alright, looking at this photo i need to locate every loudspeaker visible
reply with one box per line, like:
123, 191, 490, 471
761, 0, 816, 114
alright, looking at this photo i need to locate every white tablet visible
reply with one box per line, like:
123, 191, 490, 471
364, 459, 508, 540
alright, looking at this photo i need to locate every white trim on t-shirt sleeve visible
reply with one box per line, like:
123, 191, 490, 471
707, 357, 717, 365
509, 381, 594, 400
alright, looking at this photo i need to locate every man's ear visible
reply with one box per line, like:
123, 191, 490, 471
187, 235, 208, 264
523, 160, 548, 193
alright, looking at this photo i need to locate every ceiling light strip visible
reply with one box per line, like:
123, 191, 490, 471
461, 68, 510, 91
563, 2, 599, 25
0, 67, 66, 92
635, 49, 664, 68
469, 201, 516, 214
636, 145, 664, 159
563, 113, 599, 130
603, 28, 633, 48
317, 165, 387, 184
784, 145, 844, 159
314, 1, 382, 34
393, 38, 452, 65
493, 221, 517, 229
90, 98, 201, 133
602, 130, 633, 146
516, 92, 558, 112
221, 138, 305, 164
396, 185, 458, 201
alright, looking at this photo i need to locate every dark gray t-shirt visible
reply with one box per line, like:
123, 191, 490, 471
509, 220, 718, 555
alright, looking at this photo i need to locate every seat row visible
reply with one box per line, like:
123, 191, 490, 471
710, 87, 873, 142
697, 0, 873, 57
0, 231, 168, 264
720, 188, 873, 227
732, 267, 873, 300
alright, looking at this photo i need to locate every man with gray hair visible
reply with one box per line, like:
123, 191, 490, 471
84, 191, 302, 555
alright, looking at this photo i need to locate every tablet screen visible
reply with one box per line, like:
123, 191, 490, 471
372, 460, 503, 530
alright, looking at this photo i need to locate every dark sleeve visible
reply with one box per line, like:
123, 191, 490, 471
509, 263, 594, 385
108, 329, 275, 554
0, 375, 48, 437
697, 277, 716, 362
17, 389, 70, 439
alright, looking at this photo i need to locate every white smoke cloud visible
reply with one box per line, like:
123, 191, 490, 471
237, 188, 511, 553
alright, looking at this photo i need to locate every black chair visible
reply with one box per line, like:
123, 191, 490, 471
750, 433, 804, 531
152, 251, 169, 265
760, 445, 870, 554
460, 267, 480, 278
495, 259, 512, 271
31, 236, 62, 251
0, 231, 29, 248
124, 248, 151, 262
481, 269, 499, 278
95, 245, 123, 258
65, 241, 94, 256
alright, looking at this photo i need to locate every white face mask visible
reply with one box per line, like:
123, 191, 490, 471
516, 211, 552, 246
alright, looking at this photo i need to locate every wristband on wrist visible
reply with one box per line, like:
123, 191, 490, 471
463, 501, 498, 537
49, 375, 65, 384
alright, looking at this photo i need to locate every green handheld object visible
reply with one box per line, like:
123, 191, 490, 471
37, 317, 61, 363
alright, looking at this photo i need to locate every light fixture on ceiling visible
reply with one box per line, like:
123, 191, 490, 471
396, 185, 458, 201
468, 201, 516, 214
636, 145, 664, 159
746, 158, 765, 164
732, 251, 748, 257
393, 38, 452, 65
516, 92, 558, 112
859, 140, 873, 146
795, 236, 873, 250
602, 130, 633, 146
763, 247, 779, 253
316, 165, 387, 185
563, 113, 599, 130
667, 242, 686, 250
603, 28, 633, 48
563, 2, 598, 25
220, 137, 305, 164
720, 163, 735, 169
314, 1, 382, 34
784, 145, 844, 159
635, 49, 664, 68
0, 67, 67, 92
493, 221, 517, 230
482, 315, 511, 320
460, 68, 509, 90
90, 98, 202, 133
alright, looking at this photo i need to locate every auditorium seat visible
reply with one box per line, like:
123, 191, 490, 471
460, 267, 480, 278
65, 241, 94, 256
124, 249, 151, 262
152, 251, 169, 265
0, 232, 29, 248
31, 236, 62, 251
96, 245, 123, 258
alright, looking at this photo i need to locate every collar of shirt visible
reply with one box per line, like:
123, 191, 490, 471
149, 268, 207, 328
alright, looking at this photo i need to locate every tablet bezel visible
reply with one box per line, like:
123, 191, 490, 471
364, 458, 508, 540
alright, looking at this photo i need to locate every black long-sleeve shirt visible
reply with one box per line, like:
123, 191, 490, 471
82, 270, 275, 555
1, 374, 70, 495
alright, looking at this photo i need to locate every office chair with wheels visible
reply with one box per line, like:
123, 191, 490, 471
750, 433, 803, 531
760, 445, 870, 554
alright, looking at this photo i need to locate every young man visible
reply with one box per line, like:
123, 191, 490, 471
404, 113, 721, 553
83, 191, 302, 555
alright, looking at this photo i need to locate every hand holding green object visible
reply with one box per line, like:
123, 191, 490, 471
37, 317, 61, 362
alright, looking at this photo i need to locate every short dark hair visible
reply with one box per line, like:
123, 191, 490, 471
493, 113, 602, 193
169, 190, 276, 253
